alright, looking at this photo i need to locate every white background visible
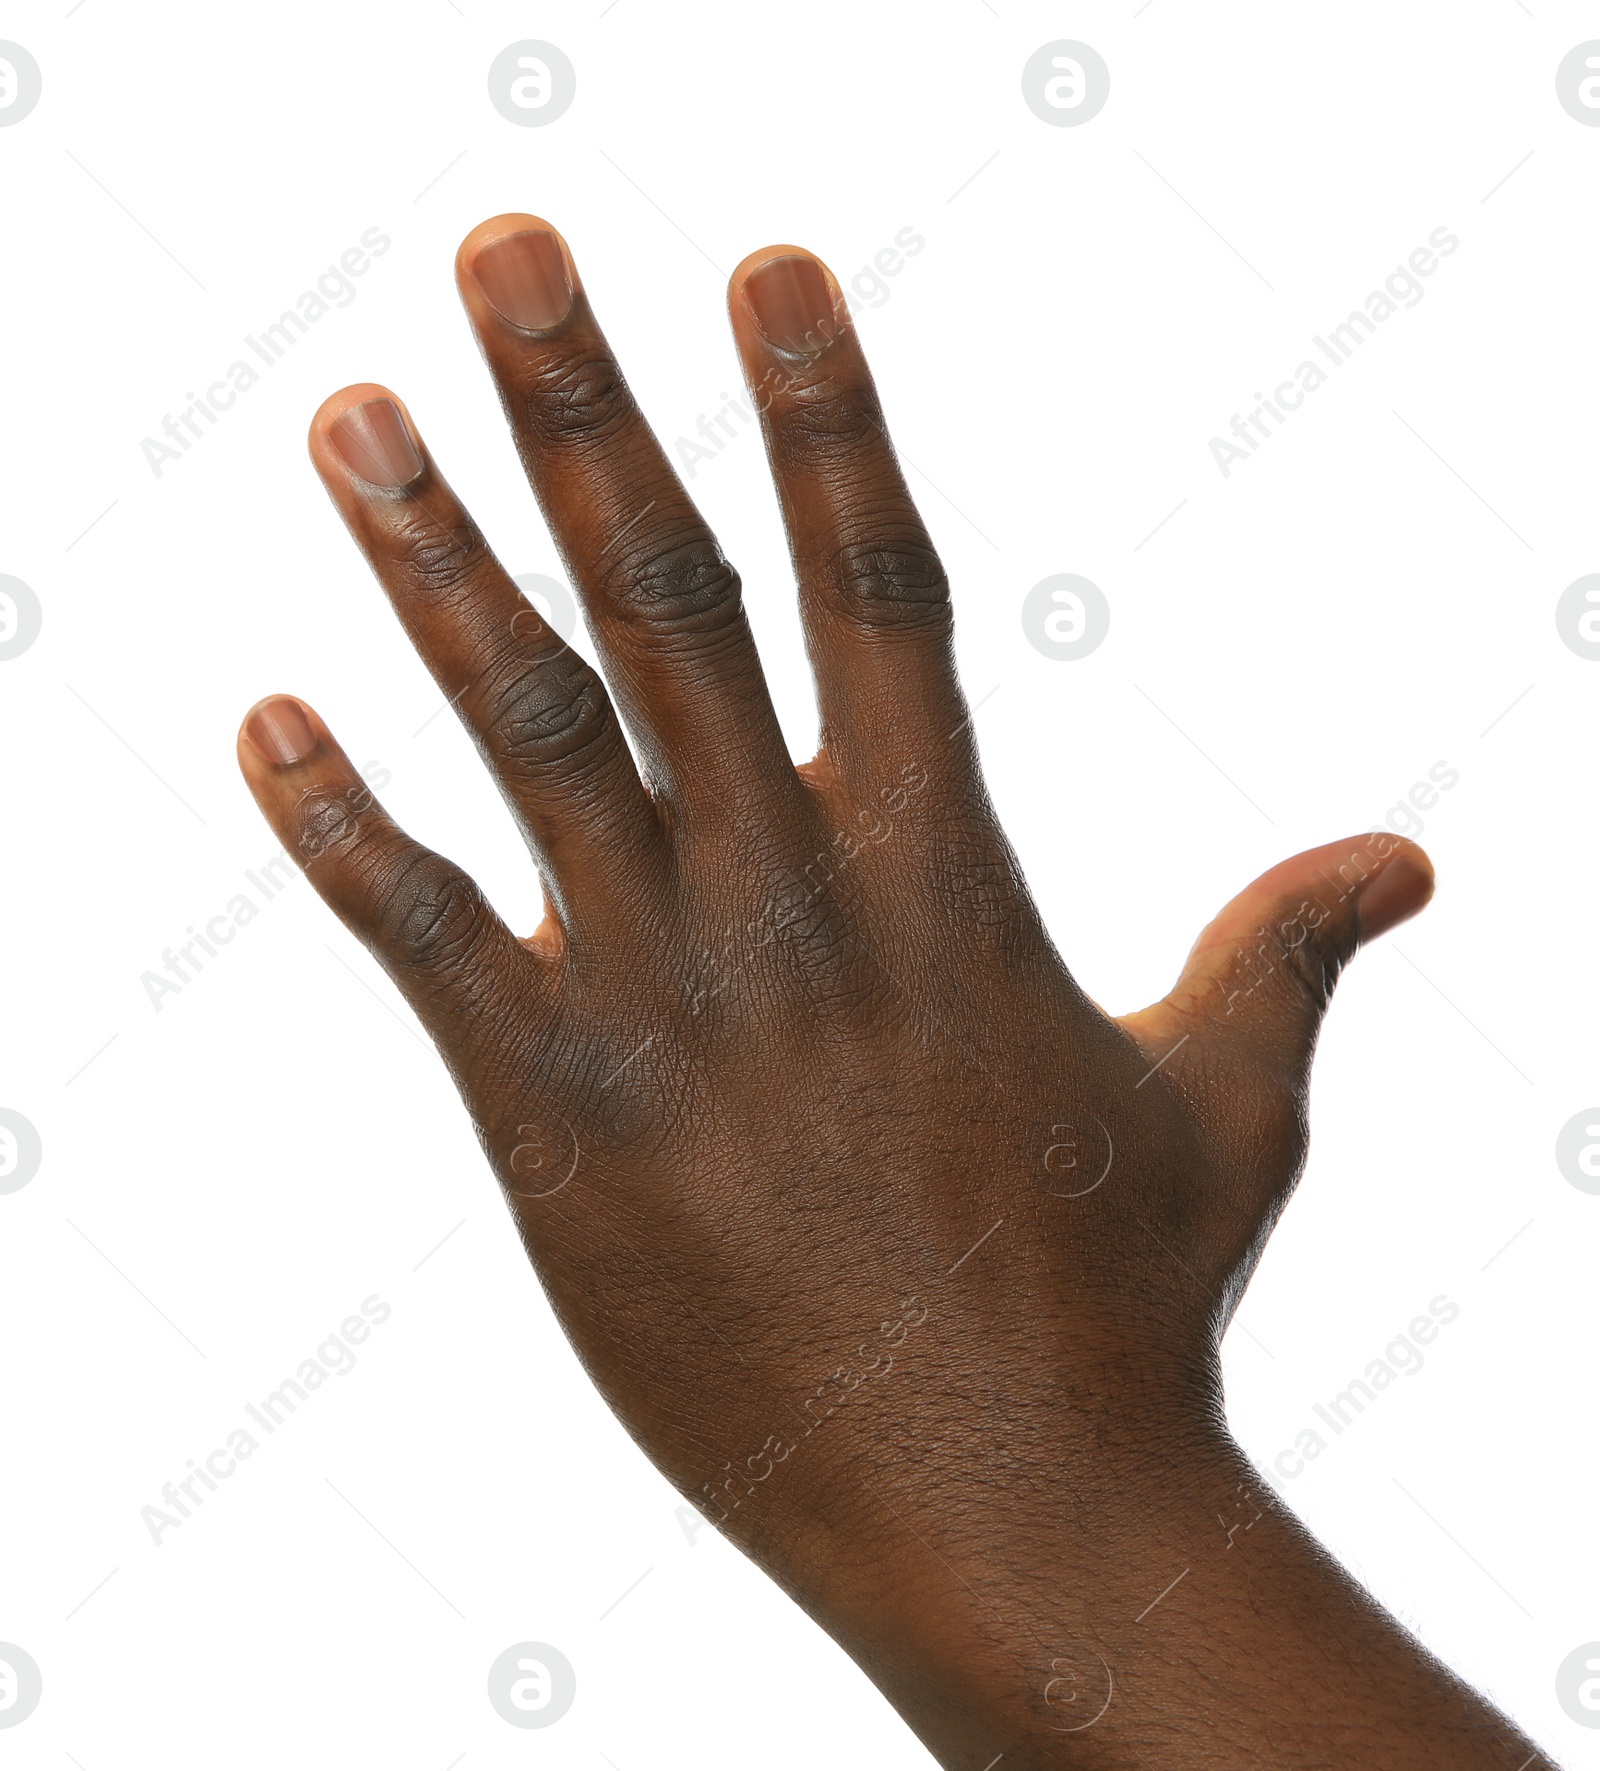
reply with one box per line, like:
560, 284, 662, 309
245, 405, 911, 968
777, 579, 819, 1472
1, 1, 1597, 1764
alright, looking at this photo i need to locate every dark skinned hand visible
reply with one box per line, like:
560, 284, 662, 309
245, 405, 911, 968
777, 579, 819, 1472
237, 215, 1551, 1770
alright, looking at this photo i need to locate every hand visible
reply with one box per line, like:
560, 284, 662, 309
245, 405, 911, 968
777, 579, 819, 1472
237, 216, 1544, 1769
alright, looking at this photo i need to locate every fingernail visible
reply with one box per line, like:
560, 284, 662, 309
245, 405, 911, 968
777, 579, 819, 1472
328, 399, 423, 489
1356, 852, 1435, 940
743, 255, 838, 355
244, 697, 319, 768
469, 229, 574, 331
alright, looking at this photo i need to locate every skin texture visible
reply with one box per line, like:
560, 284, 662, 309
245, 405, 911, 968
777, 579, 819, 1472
237, 215, 1555, 1769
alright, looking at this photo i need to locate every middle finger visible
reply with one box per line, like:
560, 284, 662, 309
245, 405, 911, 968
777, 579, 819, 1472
456, 213, 801, 842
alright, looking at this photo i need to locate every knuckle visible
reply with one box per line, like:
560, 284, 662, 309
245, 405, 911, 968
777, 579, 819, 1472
375, 851, 493, 977
780, 375, 883, 458
828, 536, 950, 631
293, 781, 380, 866
935, 839, 1030, 944
520, 350, 635, 449
769, 889, 852, 980
749, 855, 881, 1015
1276, 930, 1341, 1017
484, 650, 616, 775
612, 532, 744, 638
387, 509, 489, 596
287, 787, 497, 985
1216, 907, 1346, 1029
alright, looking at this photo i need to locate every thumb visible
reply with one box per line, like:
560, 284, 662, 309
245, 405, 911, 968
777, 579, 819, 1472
1136, 832, 1434, 1080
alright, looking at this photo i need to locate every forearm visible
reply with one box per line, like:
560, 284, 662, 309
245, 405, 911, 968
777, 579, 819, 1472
794, 1426, 1551, 1769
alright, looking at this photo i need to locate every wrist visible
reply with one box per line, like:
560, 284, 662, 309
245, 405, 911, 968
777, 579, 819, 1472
768, 1408, 1542, 1771
726, 1376, 1239, 1763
